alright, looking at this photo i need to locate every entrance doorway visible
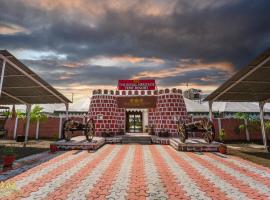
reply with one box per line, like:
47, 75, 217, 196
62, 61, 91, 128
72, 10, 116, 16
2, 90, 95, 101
126, 111, 143, 133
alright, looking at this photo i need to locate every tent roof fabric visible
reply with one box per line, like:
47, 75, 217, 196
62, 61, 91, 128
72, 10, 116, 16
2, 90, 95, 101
55, 97, 90, 112
205, 48, 270, 102
0, 50, 71, 105
11, 97, 270, 114
184, 98, 208, 113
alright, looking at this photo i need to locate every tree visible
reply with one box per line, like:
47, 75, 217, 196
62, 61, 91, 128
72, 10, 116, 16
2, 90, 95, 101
30, 105, 47, 123
15, 105, 47, 122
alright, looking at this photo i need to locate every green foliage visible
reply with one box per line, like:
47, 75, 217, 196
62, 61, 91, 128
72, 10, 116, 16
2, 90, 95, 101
15, 105, 47, 123
30, 105, 47, 122
16, 110, 25, 119
2, 111, 10, 117
234, 112, 255, 121
238, 124, 246, 131
2, 146, 14, 156
219, 129, 226, 142
234, 112, 270, 135
234, 112, 259, 134
265, 121, 270, 133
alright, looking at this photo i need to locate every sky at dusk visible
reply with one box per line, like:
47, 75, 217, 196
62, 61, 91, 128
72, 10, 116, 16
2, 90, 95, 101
0, 0, 270, 100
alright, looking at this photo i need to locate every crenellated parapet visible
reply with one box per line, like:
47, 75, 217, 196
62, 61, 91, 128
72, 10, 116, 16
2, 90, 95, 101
92, 88, 182, 96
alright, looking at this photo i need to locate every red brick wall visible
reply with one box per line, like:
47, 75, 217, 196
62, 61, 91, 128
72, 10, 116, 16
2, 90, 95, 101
4, 117, 85, 140
193, 117, 268, 142
88, 92, 125, 136
151, 88, 190, 137
3, 116, 269, 142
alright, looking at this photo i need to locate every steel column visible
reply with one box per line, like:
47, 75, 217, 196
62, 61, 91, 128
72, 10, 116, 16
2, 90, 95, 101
259, 102, 267, 148
0, 59, 6, 96
208, 101, 214, 121
24, 104, 32, 146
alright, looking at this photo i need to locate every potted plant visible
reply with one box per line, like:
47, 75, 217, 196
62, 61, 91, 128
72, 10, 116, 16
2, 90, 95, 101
2, 146, 15, 169
50, 144, 58, 153
219, 144, 227, 154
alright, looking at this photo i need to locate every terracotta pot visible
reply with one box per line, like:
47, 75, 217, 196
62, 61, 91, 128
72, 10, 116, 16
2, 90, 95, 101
219, 145, 227, 154
50, 144, 58, 153
3, 155, 15, 168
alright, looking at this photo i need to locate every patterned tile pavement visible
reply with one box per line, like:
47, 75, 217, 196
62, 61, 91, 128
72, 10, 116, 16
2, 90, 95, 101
1, 144, 270, 200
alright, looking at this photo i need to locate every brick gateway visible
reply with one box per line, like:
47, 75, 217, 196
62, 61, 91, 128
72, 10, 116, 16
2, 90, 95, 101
88, 88, 190, 137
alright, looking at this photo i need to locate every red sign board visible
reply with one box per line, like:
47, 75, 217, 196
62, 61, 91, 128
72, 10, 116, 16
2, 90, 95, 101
118, 80, 156, 90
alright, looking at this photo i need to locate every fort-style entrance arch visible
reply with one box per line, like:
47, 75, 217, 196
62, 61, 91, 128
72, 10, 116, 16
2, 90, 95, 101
88, 80, 190, 136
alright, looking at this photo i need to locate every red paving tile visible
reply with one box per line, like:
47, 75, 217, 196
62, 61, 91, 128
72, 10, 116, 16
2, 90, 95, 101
163, 146, 231, 200
45, 145, 116, 200
149, 146, 189, 200
187, 152, 269, 200
1, 144, 270, 200
86, 145, 128, 199
5, 151, 89, 200
206, 153, 270, 188
126, 145, 147, 200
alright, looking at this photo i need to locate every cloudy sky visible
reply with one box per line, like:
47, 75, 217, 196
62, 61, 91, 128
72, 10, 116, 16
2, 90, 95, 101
0, 0, 270, 100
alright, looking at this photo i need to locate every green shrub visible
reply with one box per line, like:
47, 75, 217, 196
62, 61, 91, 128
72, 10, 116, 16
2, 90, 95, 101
219, 129, 226, 142
2, 146, 14, 156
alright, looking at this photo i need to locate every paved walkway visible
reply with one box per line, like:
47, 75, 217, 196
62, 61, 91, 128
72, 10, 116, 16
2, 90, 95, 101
1, 144, 270, 200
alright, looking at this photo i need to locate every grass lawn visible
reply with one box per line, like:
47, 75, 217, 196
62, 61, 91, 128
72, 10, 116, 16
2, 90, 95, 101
227, 143, 270, 168
0, 139, 52, 165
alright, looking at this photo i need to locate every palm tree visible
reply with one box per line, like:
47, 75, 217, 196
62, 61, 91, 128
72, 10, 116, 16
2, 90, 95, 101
30, 105, 47, 123
16, 105, 47, 140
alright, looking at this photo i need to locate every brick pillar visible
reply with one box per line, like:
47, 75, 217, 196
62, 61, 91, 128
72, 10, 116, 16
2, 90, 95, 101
89, 89, 125, 136
154, 88, 190, 137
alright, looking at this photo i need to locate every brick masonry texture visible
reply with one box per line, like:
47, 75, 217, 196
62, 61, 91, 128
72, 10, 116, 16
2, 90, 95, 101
1, 144, 270, 200
89, 88, 190, 137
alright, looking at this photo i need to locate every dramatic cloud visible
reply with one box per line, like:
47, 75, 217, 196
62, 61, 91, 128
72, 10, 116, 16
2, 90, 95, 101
0, 0, 270, 99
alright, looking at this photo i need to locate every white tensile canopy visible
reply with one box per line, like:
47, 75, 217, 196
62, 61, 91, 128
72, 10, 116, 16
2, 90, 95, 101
205, 48, 270, 148
0, 50, 71, 144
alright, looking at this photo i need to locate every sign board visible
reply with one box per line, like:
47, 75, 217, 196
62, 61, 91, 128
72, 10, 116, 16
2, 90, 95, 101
118, 80, 156, 90
116, 96, 157, 108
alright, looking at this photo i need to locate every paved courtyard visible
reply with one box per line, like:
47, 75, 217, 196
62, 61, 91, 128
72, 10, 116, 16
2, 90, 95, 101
1, 144, 270, 200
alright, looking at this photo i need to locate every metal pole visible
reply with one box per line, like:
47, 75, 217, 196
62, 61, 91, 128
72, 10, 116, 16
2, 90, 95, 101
244, 119, 250, 142
35, 119, 40, 140
65, 103, 69, 120
259, 102, 267, 148
59, 116, 63, 139
208, 101, 214, 121
218, 118, 222, 134
13, 117, 18, 140
0, 59, 6, 96
24, 104, 32, 146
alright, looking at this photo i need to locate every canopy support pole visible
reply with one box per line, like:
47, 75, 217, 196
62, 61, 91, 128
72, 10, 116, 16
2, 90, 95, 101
0, 59, 6, 96
259, 101, 268, 148
24, 104, 32, 147
65, 103, 69, 120
208, 101, 213, 121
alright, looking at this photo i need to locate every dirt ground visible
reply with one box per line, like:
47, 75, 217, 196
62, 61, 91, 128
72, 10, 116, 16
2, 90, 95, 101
0, 139, 52, 165
227, 143, 270, 168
